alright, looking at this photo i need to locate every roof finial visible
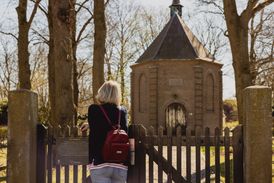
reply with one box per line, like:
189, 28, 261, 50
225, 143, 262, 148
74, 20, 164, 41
170, 0, 183, 17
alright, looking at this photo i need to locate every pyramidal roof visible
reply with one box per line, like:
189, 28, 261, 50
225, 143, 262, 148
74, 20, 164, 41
136, 14, 213, 63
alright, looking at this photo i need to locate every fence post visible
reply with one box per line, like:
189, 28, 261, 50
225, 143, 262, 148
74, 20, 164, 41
127, 124, 137, 183
7, 90, 38, 183
232, 125, 243, 183
243, 86, 272, 183
37, 124, 47, 183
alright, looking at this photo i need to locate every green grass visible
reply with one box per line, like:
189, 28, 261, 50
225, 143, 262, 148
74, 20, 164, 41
0, 126, 7, 181
0, 127, 7, 139
223, 121, 239, 130
201, 147, 233, 182
0, 148, 6, 181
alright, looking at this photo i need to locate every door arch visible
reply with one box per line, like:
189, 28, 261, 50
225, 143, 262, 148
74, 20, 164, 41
165, 103, 186, 129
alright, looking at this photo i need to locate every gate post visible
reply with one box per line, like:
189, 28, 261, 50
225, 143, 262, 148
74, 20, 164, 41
243, 86, 272, 183
37, 124, 47, 183
7, 90, 38, 183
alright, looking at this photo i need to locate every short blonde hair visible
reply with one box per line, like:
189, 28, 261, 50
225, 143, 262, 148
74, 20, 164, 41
96, 80, 121, 106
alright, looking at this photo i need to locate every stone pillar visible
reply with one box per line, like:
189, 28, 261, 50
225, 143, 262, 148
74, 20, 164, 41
7, 90, 38, 183
243, 86, 272, 183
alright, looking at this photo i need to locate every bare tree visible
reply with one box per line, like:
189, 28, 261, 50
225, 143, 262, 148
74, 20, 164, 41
249, 9, 273, 88
16, 0, 41, 89
0, 40, 17, 99
92, 0, 106, 102
29, 44, 50, 122
105, 2, 168, 104
48, 0, 75, 127
73, 0, 94, 122
193, 18, 227, 60
197, 0, 274, 124
223, 0, 274, 123
31, 0, 94, 124
135, 8, 168, 53
109, 2, 141, 103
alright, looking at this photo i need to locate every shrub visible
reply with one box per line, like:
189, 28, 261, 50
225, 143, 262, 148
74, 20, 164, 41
223, 99, 238, 122
0, 100, 8, 126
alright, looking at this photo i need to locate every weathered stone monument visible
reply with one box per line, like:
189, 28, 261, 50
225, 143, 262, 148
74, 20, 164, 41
131, 0, 223, 133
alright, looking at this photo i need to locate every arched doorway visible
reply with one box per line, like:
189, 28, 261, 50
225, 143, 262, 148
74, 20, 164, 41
165, 103, 186, 134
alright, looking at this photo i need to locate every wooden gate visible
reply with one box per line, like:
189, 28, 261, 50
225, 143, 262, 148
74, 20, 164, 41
128, 124, 243, 183
37, 124, 90, 183
37, 124, 243, 183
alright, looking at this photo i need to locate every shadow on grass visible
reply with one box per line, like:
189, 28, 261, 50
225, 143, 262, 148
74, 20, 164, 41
208, 159, 234, 183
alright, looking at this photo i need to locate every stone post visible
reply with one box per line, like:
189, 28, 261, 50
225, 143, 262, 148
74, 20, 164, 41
7, 90, 38, 183
243, 86, 272, 183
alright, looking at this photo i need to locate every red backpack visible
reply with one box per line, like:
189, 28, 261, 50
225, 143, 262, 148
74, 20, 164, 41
99, 105, 130, 163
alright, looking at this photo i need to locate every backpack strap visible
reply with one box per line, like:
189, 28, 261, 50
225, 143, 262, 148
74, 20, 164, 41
99, 105, 121, 129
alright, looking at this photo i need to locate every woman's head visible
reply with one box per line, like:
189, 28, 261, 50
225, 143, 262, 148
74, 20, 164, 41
96, 80, 121, 106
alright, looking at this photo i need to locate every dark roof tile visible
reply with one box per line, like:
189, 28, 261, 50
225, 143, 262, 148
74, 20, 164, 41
136, 14, 213, 63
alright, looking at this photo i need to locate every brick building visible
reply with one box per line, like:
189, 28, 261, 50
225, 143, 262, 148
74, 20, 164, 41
131, 0, 223, 133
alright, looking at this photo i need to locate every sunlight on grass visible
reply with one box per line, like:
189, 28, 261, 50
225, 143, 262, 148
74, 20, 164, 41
223, 121, 239, 130
272, 137, 274, 182
48, 166, 90, 183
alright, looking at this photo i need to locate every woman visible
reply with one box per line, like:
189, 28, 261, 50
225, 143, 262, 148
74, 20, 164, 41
81, 80, 128, 183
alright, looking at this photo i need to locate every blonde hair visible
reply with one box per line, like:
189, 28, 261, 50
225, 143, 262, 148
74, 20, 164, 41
96, 80, 121, 106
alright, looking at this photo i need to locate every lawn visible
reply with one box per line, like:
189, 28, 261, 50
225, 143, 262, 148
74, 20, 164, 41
0, 126, 7, 182
272, 138, 274, 182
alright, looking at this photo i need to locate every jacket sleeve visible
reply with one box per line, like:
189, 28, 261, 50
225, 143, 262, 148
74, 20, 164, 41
88, 105, 94, 126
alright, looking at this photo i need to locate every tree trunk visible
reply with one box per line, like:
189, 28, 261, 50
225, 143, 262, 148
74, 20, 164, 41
223, 0, 253, 124
93, 0, 106, 101
119, 52, 125, 104
231, 30, 253, 124
72, 5, 78, 125
47, 4, 56, 126
120, 64, 125, 104
16, 0, 31, 89
48, 0, 75, 128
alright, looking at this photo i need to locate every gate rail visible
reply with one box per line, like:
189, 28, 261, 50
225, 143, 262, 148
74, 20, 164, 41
128, 124, 243, 183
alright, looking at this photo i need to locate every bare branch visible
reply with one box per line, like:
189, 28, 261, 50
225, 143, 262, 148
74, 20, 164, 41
30, 0, 48, 16
243, 0, 259, 17
76, 2, 93, 16
0, 31, 18, 40
28, 0, 42, 27
256, 67, 273, 75
76, 0, 89, 14
251, 0, 274, 18
76, 16, 93, 43
197, 0, 224, 14
200, 10, 224, 15
105, 0, 111, 6
31, 28, 49, 45
77, 33, 91, 43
